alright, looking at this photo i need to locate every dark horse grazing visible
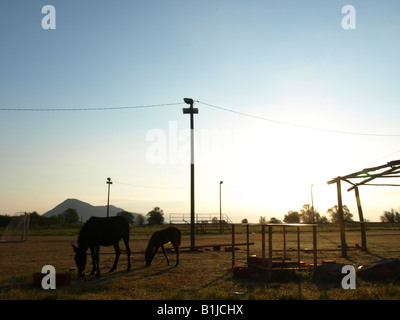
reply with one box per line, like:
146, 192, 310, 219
145, 227, 181, 267
72, 216, 131, 277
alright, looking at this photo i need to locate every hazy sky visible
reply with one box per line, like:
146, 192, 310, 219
1, 1, 400, 222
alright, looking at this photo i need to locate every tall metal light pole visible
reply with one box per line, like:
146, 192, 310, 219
183, 98, 198, 250
106, 177, 113, 218
310, 184, 315, 223
219, 181, 223, 234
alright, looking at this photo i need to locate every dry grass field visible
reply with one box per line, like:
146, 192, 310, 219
1, 226, 400, 300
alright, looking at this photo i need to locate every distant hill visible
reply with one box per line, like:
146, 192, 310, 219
43, 198, 142, 223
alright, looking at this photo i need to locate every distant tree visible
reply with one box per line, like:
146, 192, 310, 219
29, 211, 40, 218
300, 204, 320, 223
318, 216, 330, 224
283, 211, 300, 223
28, 211, 53, 227
327, 205, 353, 223
59, 208, 79, 224
147, 207, 165, 225
241, 218, 248, 224
259, 216, 267, 224
0, 214, 11, 228
137, 214, 145, 225
380, 209, 400, 223
268, 217, 282, 224
117, 211, 134, 224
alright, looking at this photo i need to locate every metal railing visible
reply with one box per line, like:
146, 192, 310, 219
169, 213, 232, 234
169, 213, 232, 225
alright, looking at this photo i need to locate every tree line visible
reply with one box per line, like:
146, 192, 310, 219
252, 203, 354, 225
0, 206, 165, 228
114, 206, 165, 225
3, 205, 399, 228
240, 203, 400, 224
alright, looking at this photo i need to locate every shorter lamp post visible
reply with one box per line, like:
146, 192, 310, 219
107, 177, 113, 218
219, 181, 223, 234
311, 184, 315, 223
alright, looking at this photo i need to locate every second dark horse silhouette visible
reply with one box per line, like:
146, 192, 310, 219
72, 216, 131, 277
145, 227, 181, 267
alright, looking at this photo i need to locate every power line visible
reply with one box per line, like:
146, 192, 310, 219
114, 180, 218, 191
0, 102, 184, 112
116, 181, 219, 192
2, 98, 400, 137
114, 181, 190, 190
356, 149, 400, 169
196, 100, 400, 137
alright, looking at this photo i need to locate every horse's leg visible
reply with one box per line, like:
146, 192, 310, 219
110, 243, 121, 272
90, 246, 96, 275
160, 245, 169, 266
151, 245, 160, 263
95, 245, 100, 277
123, 237, 131, 271
172, 241, 180, 266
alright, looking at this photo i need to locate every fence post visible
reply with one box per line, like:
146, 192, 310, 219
268, 225, 273, 269
261, 225, 266, 259
313, 225, 317, 268
246, 224, 250, 260
283, 225, 286, 261
297, 226, 300, 264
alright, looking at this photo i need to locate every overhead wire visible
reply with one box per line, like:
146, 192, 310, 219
359, 149, 400, 168
0, 102, 184, 112
114, 180, 216, 190
114, 181, 189, 190
1, 98, 400, 137
196, 100, 400, 137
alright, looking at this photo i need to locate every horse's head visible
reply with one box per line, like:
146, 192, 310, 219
72, 244, 87, 277
145, 246, 153, 266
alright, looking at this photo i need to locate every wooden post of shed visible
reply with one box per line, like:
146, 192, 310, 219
354, 186, 367, 251
246, 224, 250, 260
231, 224, 235, 268
337, 178, 348, 257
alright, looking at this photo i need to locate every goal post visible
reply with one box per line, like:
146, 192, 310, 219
0, 212, 30, 243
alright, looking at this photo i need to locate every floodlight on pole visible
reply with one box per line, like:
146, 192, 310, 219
183, 98, 194, 105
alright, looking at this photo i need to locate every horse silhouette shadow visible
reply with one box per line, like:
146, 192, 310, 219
73, 262, 177, 286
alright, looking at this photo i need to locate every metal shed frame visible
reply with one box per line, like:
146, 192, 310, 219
327, 159, 400, 257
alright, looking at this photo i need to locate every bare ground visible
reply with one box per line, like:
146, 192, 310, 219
0, 230, 400, 299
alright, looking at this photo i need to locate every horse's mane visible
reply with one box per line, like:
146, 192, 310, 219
77, 217, 95, 245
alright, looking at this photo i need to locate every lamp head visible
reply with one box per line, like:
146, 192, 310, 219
184, 98, 194, 105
